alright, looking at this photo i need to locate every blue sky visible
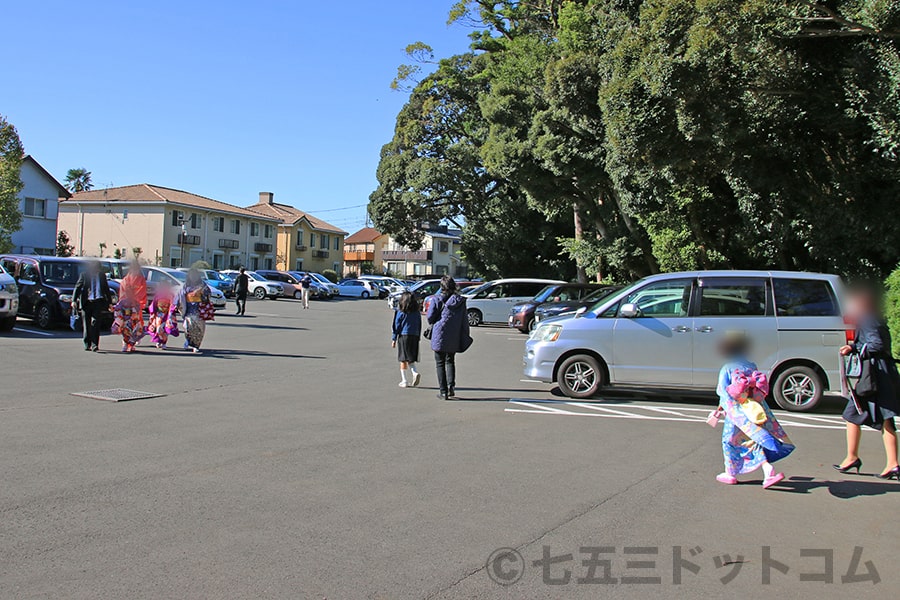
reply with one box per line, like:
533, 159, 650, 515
2, 1, 473, 233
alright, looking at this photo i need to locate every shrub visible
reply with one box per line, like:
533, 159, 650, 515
321, 269, 339, 283
885, 265, 900, 358
191, 260, 212, 270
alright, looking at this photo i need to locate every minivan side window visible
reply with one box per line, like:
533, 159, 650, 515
698, 280, 767, 316
620, 279, 692, 318
1, 259, 17, 275
509, 283, 545, 297
20, 263, 38, 282
773, 278, 839, 317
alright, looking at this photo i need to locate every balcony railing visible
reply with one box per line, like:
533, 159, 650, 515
254, 243, 273, 253
344, 250, 375, 262
313, 250, 330, 259
295, 244, 308, 251
382, 250, 431, 261
178, 233, 201, 245
219, 239, 239, 249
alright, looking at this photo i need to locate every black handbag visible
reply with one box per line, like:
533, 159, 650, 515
855, 357, 877, 397
423, 326, 432, 340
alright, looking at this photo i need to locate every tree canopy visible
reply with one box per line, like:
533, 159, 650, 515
0, 115, 25, 253
372, 1, 900, 281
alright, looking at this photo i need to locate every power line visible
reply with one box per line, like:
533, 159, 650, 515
310, 203, 369, 213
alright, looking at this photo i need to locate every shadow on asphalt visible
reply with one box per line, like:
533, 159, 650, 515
210, 322, 308, 331
772, 476, 900, 498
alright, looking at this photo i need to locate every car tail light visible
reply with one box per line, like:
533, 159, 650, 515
843, 316, 855, 344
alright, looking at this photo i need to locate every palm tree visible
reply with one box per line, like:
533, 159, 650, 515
64, 168, 93, 193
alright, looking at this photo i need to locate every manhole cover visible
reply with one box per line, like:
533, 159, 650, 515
70, 389, 164, 402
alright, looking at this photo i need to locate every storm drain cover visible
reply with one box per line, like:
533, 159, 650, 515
71, 389, 164, 402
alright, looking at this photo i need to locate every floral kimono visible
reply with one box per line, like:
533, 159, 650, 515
113, 273, 148, 352
147, 291, 178, 348
177, 283, 211, 351
717, 359, 795, 475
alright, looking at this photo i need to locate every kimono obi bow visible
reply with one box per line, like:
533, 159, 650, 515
726, 369, 769, 403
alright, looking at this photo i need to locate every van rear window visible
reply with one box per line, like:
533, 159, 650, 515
773, 278, 839, 317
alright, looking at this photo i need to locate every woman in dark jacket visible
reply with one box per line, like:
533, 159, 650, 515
427, 276, 472, 400
835, 285, 900, 480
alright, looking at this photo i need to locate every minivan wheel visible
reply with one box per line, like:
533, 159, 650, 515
361, 291, 370, 299
0, 315, 15, 331
467, 309, 482, 327
526, 318, 536, 333
557, 354, 605, 399
36, 304, 53, 329
772, 365, 823, 412
254, 288, 267, 299
293, 290, 302, 300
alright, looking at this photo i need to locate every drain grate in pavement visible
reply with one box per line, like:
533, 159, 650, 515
70, 389, 165, 402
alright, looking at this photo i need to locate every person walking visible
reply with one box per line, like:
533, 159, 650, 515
300, 273, 313, 309
177, 268, 213, 353
234, 267, 249, 316
112, 261, 148, 352
392, 291, 422, 388
426, 276, 473, 400
710, 331, 794, 488
72, 259, 113, 352
835, 285, 900, 480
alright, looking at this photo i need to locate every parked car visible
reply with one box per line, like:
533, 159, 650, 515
533, 286, 623, 326
387, 279, 442, 310
0, 255, 119, 329
524, 270, 849, 411
360, 275, 407, 295
462, 278, 565, 326
288, 271, 337, 298
337, 279, 381, 298
182, 269, 235, 298
220, 270, 283, 299
255, 269, 319, 300
143, 267, 227, 309
507, 283, 616, 333
308, 272, 340, 297
0, 263, 19, 331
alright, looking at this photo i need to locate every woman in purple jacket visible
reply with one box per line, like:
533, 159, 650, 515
426, 276, 472, 399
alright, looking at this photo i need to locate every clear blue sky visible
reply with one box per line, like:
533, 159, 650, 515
3, 0, 473, 233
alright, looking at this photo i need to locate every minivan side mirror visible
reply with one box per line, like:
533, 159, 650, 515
619, 303, 640, 318
487, 292, 498, 299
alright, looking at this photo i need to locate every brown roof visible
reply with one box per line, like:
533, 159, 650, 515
64, 184, 279, 221
249, 200, 348, 235
344, 227, 384, 244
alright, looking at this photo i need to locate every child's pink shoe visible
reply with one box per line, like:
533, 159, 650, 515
716, 473, 737, 485
762, 472, 785, 489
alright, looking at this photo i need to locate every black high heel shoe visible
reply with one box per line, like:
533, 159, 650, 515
833, 458, 862, 474
877, 466, 900, 481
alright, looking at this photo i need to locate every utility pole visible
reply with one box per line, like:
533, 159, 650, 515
179, 217, 186, 268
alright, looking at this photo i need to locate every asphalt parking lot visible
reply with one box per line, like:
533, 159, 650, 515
1, 297, 897, 599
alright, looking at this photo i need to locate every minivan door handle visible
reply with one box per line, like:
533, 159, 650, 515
672, 325, 691, 333
695, 325, 714, 333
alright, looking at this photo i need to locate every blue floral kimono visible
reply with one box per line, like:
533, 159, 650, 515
717, 359, 795, 475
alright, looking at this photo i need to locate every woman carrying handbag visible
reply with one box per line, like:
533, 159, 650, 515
835, 285, 900, 480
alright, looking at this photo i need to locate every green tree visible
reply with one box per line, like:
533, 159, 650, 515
64, 168, 93, 193
0, 115, 25, 253
56, 231, 75, 257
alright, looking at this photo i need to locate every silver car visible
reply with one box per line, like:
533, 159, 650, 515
0, 264, 18, 331
524, 270, 848, 411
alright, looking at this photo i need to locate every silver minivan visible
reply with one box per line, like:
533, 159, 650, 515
524, 271, 849, 411
464, 278, 564, 326
0, 264, 18, 331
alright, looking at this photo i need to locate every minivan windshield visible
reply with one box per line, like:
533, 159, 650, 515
41, 261, 82, 285
586, 278, 647, 314
462, 282, 490, 297
532, 285, 559, 303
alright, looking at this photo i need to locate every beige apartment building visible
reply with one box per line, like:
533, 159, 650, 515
343, 226, 469, 277
58, 184, 283, 270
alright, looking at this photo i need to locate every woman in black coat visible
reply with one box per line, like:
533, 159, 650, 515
835, 286, 900, 480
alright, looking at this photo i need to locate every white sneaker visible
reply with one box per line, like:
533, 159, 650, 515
411, 372, 421, 387
398, 381, 409, 388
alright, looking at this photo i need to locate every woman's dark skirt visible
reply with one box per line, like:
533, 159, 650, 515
397, 335, 420, 363
842, 357, 900, 430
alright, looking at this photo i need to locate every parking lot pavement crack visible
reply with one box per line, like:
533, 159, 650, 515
423, 438, 712, 599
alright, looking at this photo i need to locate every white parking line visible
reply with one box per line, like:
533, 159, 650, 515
12, 328, 55, 337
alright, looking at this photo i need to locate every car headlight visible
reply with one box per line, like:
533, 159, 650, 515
0, 282, 16, 293
532, 324, 562, 342
59, 294, 73, 303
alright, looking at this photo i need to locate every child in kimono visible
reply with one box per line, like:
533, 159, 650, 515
147, 281, 177, 349
113, 266, 147, 353
711, 332, 795, 488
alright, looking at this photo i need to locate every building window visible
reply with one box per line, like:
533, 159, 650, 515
250, 222, 259, 236
250, 257, 259, 270
212, 216, 225, 232
333, 261, 340, 273
171, 210, 184, 226
438, 241, 449, 253
296, 230, 304, 246
295, 258, 304, 270
264, 224, 273, 238
229, 254, 240, 268
321, 234, 329, 249
190, 213, 201, 229
309, 233, 316, 248
264, 257, 274, 270
212, 253, 224, 269
23, 198, 46, 217
170, 246, 183, 268
333, 237, 340, 251
230, 219, 241, 235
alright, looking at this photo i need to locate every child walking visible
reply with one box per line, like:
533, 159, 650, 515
147, 281, 178, 349
392, 292, 422, 388
710, 332, 795, 488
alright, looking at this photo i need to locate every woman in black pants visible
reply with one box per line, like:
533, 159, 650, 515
426, 276, 472, 400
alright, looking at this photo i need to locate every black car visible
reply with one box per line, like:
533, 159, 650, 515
509, 284, 621, 333
531, 285, 623, 328
0, 255, 118, 329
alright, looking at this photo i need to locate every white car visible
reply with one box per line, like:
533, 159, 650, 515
337, 279, 380, 298
221, 270, 283, 299
308, 272, 340, 297
142, 267, 228, 309
288, 271, 337, 299
0, 264, 19, 331
360, 275, 407, 295
462, 278, 565, 326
